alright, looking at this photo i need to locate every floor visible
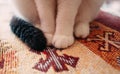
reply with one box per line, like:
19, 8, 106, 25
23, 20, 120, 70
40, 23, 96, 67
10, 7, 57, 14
102, 0, 120, 16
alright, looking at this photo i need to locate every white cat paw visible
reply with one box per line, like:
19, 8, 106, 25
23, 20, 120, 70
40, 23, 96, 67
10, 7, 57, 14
44, 33, 53, 46
52, 35, 74, 48
74, 23, 90, 38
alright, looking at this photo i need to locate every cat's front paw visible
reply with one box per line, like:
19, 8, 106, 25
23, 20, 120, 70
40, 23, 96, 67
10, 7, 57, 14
52, 35, 74, 48
74, 23, 90, 38
44, 33, 53, 46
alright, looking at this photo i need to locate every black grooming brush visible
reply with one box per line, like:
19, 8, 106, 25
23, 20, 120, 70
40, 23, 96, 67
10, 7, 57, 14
10, 16, 47, 51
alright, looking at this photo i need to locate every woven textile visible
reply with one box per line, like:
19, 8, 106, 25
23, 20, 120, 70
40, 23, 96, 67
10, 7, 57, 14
0, 12, 120, 74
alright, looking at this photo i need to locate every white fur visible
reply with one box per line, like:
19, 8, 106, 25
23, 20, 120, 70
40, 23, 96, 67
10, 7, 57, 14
11, 0, 105, 48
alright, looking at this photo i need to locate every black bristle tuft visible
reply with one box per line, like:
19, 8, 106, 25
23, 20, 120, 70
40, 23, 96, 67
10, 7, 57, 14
10, 16, 47, 51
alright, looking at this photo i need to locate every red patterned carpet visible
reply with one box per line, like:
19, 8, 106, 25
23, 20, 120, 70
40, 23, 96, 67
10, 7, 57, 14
0, 11, 120, 74
0, 0, 120, 74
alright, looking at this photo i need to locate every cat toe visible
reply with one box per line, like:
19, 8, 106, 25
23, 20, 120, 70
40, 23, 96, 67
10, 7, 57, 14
74, 23, 90, 38
44, 33, 53, 46
52, 35, 74, 48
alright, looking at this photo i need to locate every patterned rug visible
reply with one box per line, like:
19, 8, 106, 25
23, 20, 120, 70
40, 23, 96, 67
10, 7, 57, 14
0, 12, 120, 74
